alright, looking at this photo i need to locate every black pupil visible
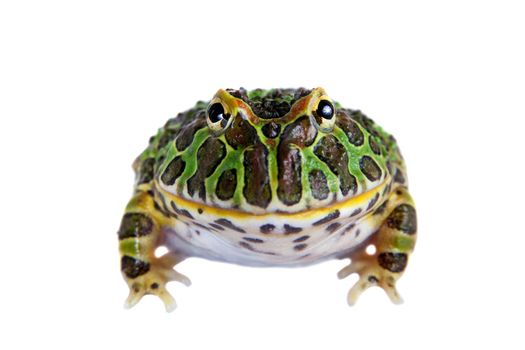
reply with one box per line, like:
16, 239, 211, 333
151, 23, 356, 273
208, 103, 229, 124
317, 100, 334, 119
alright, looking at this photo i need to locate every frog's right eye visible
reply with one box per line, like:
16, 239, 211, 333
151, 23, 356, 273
206, 102, 232, 132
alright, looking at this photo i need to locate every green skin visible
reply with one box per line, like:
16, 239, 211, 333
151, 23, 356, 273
118, 87, 417, 312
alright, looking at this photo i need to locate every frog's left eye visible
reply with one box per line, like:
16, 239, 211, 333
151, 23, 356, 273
313, 99, 336, 132
207, 102, 232, 133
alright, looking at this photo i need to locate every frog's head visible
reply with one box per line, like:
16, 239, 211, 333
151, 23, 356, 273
158, 87, 390, 214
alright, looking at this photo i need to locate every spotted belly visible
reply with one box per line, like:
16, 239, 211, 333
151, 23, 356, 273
153, 179, 390, 267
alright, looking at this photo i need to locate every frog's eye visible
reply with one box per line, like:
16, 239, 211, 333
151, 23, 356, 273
207, 102, 232, 133
312, 99, 336, 132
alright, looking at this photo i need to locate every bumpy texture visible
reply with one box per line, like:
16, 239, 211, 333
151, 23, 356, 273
118, 87, 416, 312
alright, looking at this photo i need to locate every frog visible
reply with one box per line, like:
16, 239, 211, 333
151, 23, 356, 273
117, 87, 417, 312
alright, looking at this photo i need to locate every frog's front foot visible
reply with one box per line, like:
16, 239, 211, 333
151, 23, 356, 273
338, 250, 403, 306
337, 187, 417, 306
122, 253, 191, 312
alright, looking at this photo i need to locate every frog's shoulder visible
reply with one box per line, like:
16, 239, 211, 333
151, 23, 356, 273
132, 101, 208, 184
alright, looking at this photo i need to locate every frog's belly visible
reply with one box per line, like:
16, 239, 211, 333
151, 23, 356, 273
163, 214, 380, 267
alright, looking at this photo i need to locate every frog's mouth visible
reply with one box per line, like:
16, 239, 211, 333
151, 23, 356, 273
154, 180, 388, 222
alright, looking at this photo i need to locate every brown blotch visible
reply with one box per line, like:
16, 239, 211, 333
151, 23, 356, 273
161, 156, 185, 186
243, 143, 272, 208
336, 111, 364, 146
187, 137, 226, 201
224, 116, 257, 149
378, 252, 408, 273
369, 136, 382, 155
121, 256, 150, 279
262, 122, 281, 138
137, 158, 155, 184
386, 204, 417, 235
175, 115, 207, 151
277, 116, 317, 205
314, 135, 357, 196
216, 168, 237, 201
360, 155, 382, 182
313, 210, 340, 226
118, 213, 154, 240
308, 169, 329, 200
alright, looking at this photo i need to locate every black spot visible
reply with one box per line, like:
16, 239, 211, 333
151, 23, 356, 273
137, 158, 155, 184
308, 169, 329, 200
121, 256, 150, 278
369, 136, 381, 155
349, 208, 362, 217
314, 135, 357, 196
239, 241, 255, 251
373, 200, 389, 216
209, 223, 225, 231
378, 252, 408, 273
386, 204, 417, 235
355, 229, 361, 237
215, 218, 246, 233
161, 156, 185, 186
261, 122, 281, 138
326, 222, 342, 233
118, 213, 154, 240
313, 210, 340, 226
368, 276, 379, 283
293, 235, 310, 243
170, 201, 194, 219
216, 169, 237, 201
284, 224, 303, 234
294, 243, 308, 251
366, 193, 380, 211
150, 283, 159, 289
188, 138, 226, 201
394, 168, 406, 184
360, 156, 382, 182
260, 224, 275, 234
243, 237, 264, 243
198, 208, 203, 214
342, 223, 355, 235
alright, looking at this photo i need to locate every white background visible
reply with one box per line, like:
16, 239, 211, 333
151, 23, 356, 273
1, 1, 524, 349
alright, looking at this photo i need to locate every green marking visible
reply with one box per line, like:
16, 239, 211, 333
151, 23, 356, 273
393, 235, 415, 251
119, 239, 140, 258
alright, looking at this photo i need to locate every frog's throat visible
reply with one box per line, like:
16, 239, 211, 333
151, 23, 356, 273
153, 179, 388, 221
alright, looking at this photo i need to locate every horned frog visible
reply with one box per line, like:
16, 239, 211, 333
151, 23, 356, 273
117, 87, 417, 311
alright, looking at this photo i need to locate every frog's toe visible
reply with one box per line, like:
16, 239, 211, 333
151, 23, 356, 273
344, 268, 403, 306
122, 256, 191, 312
